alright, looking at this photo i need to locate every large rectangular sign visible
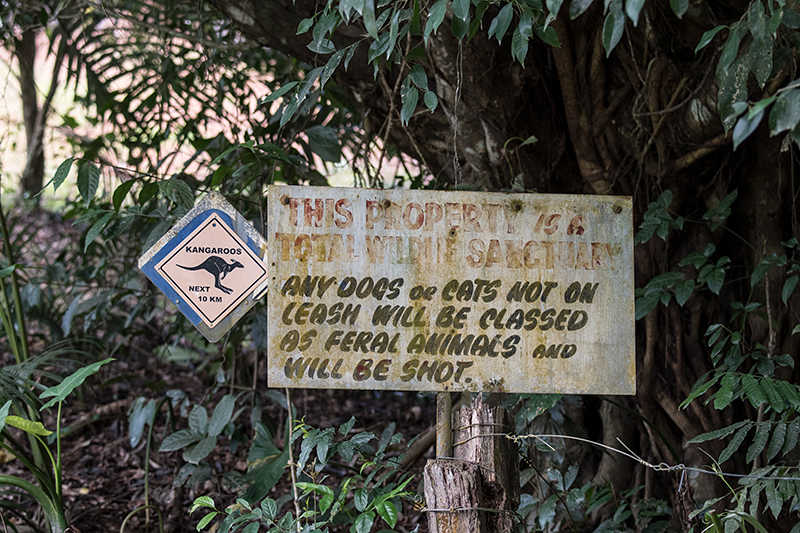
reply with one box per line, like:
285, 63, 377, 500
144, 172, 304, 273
266, 185, 634, 394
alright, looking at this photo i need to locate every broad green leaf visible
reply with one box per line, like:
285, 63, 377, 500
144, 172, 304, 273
782, 275, 798, 303
718, 422, 752, 464
424, 90, 438, 111
749, 36, 773, 88
61, 294, 81, 337
84, 212, 114, 253
376, 500, 398, 528
196, 511, 218, 530
243, 421, 291, 503
77, 161, 101, 206
626, 0, 645, 26
602, 0, 624, 57
714, 372, 736, 410
51, 157, 74, 193
741, 374, 767, 408
4, 415, 52, 436
707, 267, 726, 295
400, 86, 419, 125
732, 109, 764, 150
635, 290, 660, 320
40, 358, 114, 410
189, 405, 209, 434
297, 17, 314, 34
569, 0, 595, 19
767, 421, 786, 462
190, 496, 216, 513
770, 89, 800, 135
160, 428, 203, 452
409, 64, 428, 90
747, 0, 766, 41
675, 279, 695, 306
511, 20, 530, 64
746, 422, 770, 463
305, 125, 342, 162
263, 82, 299, 104
354, 487, 369, 511
363, 0, 378, 39
718, 25, 742, 76
354, 511, 375, 533
261, 498, 277, 521
112, 180, 135, 212
128, 397, 156, 448
782, 419, 799, 455
718, 52, 750, 131
761, 377, 786, 411
488, 3, 514, 43
775, 380, 800, 409
452, 0, 469, 21
695, 26, 726, 54
751, 260, 773, 286
765, 479, 781, 518
183, 436, 216, 464
171, 179, 194, 209
425, 0, 447, 41
536, 24, 560, 47
0, 400, 10, 433
669, 0, 687, 18
208, 395, 235, 437
546, 0, 564, 16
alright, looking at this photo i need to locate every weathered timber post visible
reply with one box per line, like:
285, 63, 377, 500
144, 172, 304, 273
424, 395, 520, 533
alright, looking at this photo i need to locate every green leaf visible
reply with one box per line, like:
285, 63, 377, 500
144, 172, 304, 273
741, 374, 767, 408
732, 109, 764, 150
189, 405, 209, 434
718, 52, 750, 131
767, 422, 786, 462
714, 372, 736, 410
669, 0, 687, 18
425, 0, 447, 41
159, 428, 203, 452
452, 0, 469, 21
511, 21, 530, 64
297, 17, 314, 34
376, 500, 398, 528
695, 25, 726, 54
208, 395, 235, 438
749, 36, 773, 88
635, 290, 660, 320
4, 415, 52, 436
305, 125, 342, 162
535, 24, 560, 47
707, 267, 726, 295
354, 511, 375, 533
718, 25, 742, 76
782, 275, 798, 304
0, 400, 10, 433
626, 0, 645, 26
488, 3, 514, 43
363, 0, 378, 38
408, 64, 428, 90
51, 157, 74, 193
681, 373, 721, 409
761, 377, 786, 412
261, 498, 277, 521
769, 89, 800, 135
782, 419, 799, 455
190, 496, 216, 513
40, 358, 114, 410
84, 212, 114, 253
718, 422, 752, 464
263, 82, 299, 104
77, 161, 101, 206
423, 90, 438, 111
602, 0, 624, 57
183, 436, 217, 464
746, 422, 770, 463
171, 179, 194, 209
354, 487, 369, 511
569, 0, 595, 19
675, 279, 695, 306
112, 180, 135, 212
400, 86, 419, 125
196, 511, 218, 530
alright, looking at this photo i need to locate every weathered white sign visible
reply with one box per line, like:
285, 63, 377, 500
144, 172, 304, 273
266, 185, 634, 394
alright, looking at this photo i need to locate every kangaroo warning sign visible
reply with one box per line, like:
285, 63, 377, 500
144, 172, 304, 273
266, 184, 635, 395
139, 192, 267, 342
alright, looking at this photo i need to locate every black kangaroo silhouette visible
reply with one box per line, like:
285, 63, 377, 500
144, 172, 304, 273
177, 256, 244, 295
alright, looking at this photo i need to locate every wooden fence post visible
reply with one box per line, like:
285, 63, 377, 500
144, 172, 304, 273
423, 395, 520, 533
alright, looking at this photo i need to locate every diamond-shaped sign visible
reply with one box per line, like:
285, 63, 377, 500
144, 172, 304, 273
138, 192, 267, 342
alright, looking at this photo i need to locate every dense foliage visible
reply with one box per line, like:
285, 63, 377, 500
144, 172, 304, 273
2, 0, 800, 531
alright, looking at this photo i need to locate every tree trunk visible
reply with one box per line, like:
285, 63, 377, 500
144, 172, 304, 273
15, 28, 45, 201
